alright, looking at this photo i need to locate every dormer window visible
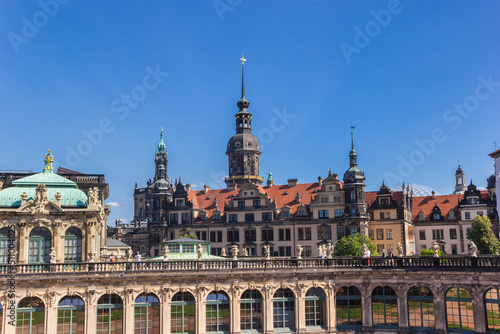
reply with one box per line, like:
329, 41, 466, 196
419, 211, 425, 221
433, 214, 440, 220
176, 199, 184, 207
449, 210, 455, 220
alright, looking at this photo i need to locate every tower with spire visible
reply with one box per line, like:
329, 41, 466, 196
453, 161, 466, 194
342, 126, 369, 236
225, 55, 263, 187
154, 127, 168, 183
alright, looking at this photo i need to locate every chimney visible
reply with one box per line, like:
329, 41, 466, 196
185, 184, 191, 192
431, 190, 435, 199
318, 177, 323, 188
287, 178, 298, 187
204, 185, 210, 194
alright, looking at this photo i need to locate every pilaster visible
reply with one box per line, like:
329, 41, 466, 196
325, 284, 337, 333
397, 286, 409, 332
160, 288, 172, 334
295, 284, 306, 333
123, 289, 135, 334
196, 287, 209, 334
472, 285, 487, 334
230, 286, 242, 334
361, 286, 373, 332
262, 285, 275, 334
432, 286, 447, 334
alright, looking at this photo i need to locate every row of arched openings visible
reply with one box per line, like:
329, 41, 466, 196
0, 227, 83, 264
3, 287, 500, 333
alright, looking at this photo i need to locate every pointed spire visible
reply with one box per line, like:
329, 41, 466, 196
237, 54, 250, 110
157, 126, 166, 153
350, 125, 355, 149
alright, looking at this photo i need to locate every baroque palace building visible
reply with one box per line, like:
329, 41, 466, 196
1, 63, 500, 334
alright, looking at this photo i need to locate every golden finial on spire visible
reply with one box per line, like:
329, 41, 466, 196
240, 53, 247, 65
43, 149, 54, 172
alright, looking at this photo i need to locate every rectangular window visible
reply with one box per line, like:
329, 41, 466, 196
278, 229, 291, 241
196, 231, 207, 241
420, 245, 427, 250
451, 244, 457, 255
245, 213, 255, 222
262, 212, 272, 221
477, 211, 483, 216
380, 212, 385, 219
377, 244, 384, 253
298, 227, 311, 240
317, 225, 332, 240
386, 229, 393, 240
261, 228, 274, 242
432, 229, 444, 240
213, 212, 221, 220
318, 210, 329, 219
282, 210, 290, 218
181, 212, 190, 224
351, 227, 359, 236
253, 199, 261, 208
170, 213, 178, 224
369, 229, 375, 240
376, 229, 384, 240
228, 214, 237, 222
337, 227, 344, 240
227, 229, 239, 243
278, 247, 292, 257
450, 229, 457, 240
211, 248, 222, 256
238, 201, 245, 208
302, 246, 312, 257
210, 231, 222, 243
176, 199, 184, 207
465, 212, 471, 219
419, 230, 426, 240
335, 209, 340, 217
245, 229, 256, 242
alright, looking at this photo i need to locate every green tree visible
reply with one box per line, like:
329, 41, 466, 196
177, 228, 198, 239
333, 234, 379, 257
419, 248, 445, 256
466, 215, 500, 255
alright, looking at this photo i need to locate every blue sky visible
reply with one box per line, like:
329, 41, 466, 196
1, 1, 499, 225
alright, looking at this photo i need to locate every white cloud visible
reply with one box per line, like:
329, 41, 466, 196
106, 201, 120, 207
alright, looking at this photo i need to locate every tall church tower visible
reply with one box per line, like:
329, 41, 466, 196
154, 127, 168, 182
225, 56, 263, 187
342, 127, 369, 236
453, 161, 466, 194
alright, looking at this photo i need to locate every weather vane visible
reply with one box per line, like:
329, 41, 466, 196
240, 53, 247, 65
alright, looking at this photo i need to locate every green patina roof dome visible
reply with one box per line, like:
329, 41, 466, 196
0, 150, 88, 208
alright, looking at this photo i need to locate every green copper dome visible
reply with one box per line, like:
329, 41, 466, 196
0, 150, 88, 208
157, 127, 166, 153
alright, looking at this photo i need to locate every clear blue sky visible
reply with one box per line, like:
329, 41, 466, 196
1, 1, 499, 225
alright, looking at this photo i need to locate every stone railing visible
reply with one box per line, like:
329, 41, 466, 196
2, 255, 500, 276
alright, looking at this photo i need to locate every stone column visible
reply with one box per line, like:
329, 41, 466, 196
230, 287, 242, 334
325, 284, 337, 333
433, 287, 447, 334
85, 290, 97, 334
262, 286, 275, 334
295, 286, 306, 333
361, 286, 373, 332
52, 223, 63, 263
397, 287, 409, 333
45, 294, 57, 334
196, 288, 208, 334
123, 290, 135, 334
472, 286, 487, 334
161, 288, 172, 334
18, 222, 28, 264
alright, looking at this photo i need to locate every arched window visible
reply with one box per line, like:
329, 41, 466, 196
446, 288, 474, 333
408, 286, 435, 331
273, 288, 295, 331
305, 288, 326, 328
336, 286, 362, 330
240, 290, 262, 332
0, 227, 12, 264
171, 292, 195, 334
17, 297, 45, 334
206, 291, 230, 334
372, 286, 398, 329
97, 294, 123, 334
485, 288, 500, 333
29, 227, 51, 264
57, 296, 85, 334
65, 227, 82, 262
135, 293, 160, 334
